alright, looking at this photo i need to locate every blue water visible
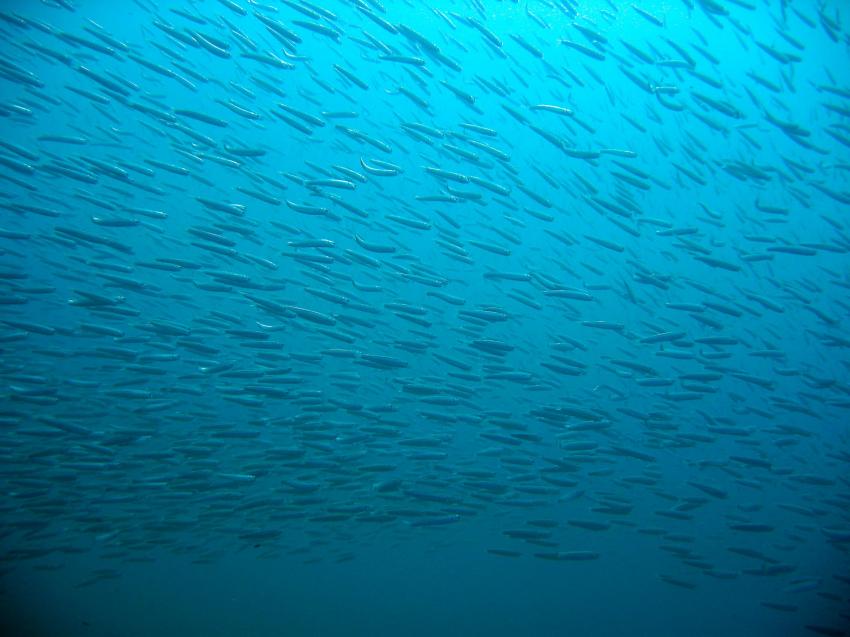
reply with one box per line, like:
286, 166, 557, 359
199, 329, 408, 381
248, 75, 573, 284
1, 0, 849, 635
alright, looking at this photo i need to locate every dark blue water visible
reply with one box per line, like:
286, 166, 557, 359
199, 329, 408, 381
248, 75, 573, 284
1, 0, 849, 635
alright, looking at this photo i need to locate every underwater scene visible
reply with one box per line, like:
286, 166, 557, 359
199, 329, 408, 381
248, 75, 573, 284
0, 0, 849, 635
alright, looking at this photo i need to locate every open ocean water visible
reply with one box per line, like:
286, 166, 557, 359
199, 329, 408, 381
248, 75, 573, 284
0, 0, 849, 635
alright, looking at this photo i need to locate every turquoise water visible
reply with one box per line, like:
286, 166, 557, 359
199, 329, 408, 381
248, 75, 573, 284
1, 0, 849, 635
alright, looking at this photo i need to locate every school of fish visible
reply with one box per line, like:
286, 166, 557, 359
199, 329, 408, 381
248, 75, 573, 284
0, 0, 849, 635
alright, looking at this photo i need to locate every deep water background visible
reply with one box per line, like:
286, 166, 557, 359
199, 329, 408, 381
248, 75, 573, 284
1, 0, 849, 635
